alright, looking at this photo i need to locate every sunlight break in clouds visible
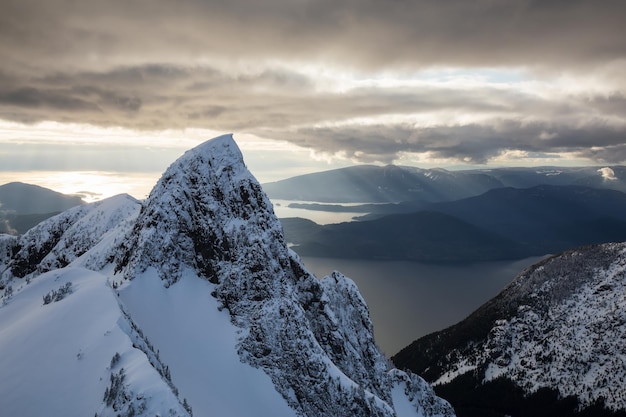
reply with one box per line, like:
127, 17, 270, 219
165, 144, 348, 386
0, 171, 161, 203
0, 120, 357, 199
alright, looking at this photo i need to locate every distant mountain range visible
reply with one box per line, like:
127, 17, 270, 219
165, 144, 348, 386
427, 185, 626, 254
282, 185, 626, 262
282, 212, 528, 262
263, 165, 626, 204
0, 182, 84, 234
264, 165, 502, 203
392, 242, 626, 417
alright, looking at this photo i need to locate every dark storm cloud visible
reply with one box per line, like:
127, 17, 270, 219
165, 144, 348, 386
266, 121, 626, 164
1, 63, 616, 124
0, 87, 99, 111
1, 0, 626, 165
0, 64, 318, 129
0, 65, 584, 127
1, 62, 626, 163
1, 0, 625, 72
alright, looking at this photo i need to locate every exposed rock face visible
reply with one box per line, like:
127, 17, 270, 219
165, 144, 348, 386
114, 134, 453, 417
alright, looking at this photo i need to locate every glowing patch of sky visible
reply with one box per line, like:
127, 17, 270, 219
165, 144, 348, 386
295, 65, 621, 118
0, 120, 356, 199
0, 170, 160, 203
0, 120, 214, 149
413, 67, 528, 84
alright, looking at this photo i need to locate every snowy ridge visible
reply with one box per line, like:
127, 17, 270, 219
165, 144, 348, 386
399, 242, 626, 412
2, 194, 140, 280
114, 133, 277, 287
480, 243, 626, 410
0, 135, 454, 417
316, 270, 390, 398
0, 267, 189, 417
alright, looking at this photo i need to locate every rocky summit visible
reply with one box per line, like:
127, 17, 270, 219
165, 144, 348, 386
0, 134, 454, 417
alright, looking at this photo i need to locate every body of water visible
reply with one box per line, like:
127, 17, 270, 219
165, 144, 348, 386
271, 199, 363, 224
300, 256, 546, 356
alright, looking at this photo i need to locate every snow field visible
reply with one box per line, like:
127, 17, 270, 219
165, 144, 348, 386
0, 267, 185, 417
118, 267, 298, 417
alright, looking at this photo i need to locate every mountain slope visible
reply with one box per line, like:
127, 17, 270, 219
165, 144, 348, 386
0, 267, 189, 417
487, 166, 626, 192
263, 165, 502, 203
393, 242, 626, 417
283, 185, 626, 262
0, 134, 454, 417
0, 182, 84, 214
286, 211, 529, 262
263, 165, 626, 204
6, 194, 140, 279
428, 185, 626, 253
0, 182, 86, 234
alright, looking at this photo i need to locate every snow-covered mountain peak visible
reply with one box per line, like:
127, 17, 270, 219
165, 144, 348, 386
112, 135, 456, 416
115, 134, 281, 287
172, 133, 244, 176
0, 135, 455, 417
148, 133, 249, 202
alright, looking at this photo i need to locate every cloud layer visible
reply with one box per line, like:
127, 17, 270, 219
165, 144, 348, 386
3, 0, 625, 71
1, 0, 625, 165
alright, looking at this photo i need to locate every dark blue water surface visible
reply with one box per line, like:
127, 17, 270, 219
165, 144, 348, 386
301, 256, 546, 355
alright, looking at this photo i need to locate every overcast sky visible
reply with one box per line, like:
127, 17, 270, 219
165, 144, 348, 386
1, 0, 625, 199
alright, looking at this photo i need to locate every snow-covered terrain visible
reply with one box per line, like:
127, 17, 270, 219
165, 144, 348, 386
0, 134, 454, 417
480, 244, 626, 410
0, 266, 190, 416
394, 242, 626, 414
